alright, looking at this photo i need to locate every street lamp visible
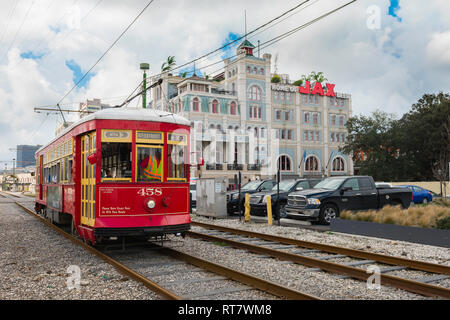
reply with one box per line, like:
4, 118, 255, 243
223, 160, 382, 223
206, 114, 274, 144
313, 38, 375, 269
140, 63, 150, 109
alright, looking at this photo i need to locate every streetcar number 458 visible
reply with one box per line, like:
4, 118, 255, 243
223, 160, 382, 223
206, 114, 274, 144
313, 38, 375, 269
138, 188, 163, 196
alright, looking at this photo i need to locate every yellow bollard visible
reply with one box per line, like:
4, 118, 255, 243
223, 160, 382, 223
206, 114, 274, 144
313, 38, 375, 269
244, 193, 251, 222
266, 196, 273, 226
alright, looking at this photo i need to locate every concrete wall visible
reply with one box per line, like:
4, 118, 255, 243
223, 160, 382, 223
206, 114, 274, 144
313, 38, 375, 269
390, 181, 448, 196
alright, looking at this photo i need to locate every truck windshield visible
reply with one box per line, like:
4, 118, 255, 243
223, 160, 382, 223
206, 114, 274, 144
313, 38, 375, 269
314, 178, 347, 190
272, 180, 296, 192
242, 181, 261, 190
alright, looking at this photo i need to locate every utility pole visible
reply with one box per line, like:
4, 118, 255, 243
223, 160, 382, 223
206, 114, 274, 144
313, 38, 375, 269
140, 63, 150, 109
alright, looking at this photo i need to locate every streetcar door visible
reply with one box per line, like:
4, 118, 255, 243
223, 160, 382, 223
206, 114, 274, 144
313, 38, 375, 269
39, 155, 43, 200
80, 132, 96, 227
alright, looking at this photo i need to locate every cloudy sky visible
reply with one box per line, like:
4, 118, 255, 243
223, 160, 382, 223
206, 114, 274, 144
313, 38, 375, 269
0, 0, 449, 166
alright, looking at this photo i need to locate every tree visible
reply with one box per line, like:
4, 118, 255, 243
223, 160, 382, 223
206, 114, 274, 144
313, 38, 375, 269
397, 92, 450, 182
271, 74, 281, 83
293, 79, 304, 86
341, 92, 450, 183
161, 56, 176, 73
340, 110, 401, 181
309, 71, 328, 83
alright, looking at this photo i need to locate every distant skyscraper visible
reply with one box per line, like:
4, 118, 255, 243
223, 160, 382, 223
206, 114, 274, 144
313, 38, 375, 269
16, 145, 42, 168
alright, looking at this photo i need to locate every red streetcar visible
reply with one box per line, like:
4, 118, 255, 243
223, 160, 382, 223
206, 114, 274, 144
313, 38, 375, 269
34, 107, 192, 244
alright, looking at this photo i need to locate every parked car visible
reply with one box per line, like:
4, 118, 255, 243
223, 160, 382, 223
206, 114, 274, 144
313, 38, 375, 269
190, 182, 197, 209
249, 179, 322, 218
285, 176, 413, 225
397, 185, 433, 204
375, 182, 393, 188
226, 180, 276, 215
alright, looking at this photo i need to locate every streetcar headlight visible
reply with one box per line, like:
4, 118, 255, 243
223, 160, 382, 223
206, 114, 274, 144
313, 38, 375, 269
147, 200, 156, 209
307, 198, 321, 205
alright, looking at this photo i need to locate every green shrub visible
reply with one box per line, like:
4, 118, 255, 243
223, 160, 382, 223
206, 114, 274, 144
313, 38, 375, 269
436, 216, 450, 230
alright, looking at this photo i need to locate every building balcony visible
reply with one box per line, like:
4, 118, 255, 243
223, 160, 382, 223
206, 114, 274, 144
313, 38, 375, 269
206, 164, 223, 171
247, 164, 261, 171
227, 164, 243, 171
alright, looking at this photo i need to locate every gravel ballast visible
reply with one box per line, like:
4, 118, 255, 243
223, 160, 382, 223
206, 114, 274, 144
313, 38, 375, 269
0, 200, 159, 300
186, 213, 450, 299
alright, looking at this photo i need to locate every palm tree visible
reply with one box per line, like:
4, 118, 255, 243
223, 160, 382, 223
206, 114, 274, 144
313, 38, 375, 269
309, 71, 328, 83
161, 56, 176, 73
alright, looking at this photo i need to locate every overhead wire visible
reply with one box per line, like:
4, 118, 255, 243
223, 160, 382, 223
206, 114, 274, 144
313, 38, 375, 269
0, 0, 20, 46
195, 0, 356, 79
124, 0, 357, 109
56, 0, 156, 107
0, 0, 36, 63
118, 0, 314, 107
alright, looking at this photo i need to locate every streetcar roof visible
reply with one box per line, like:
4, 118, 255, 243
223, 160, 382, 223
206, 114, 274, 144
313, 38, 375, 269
36, 107, 191, 154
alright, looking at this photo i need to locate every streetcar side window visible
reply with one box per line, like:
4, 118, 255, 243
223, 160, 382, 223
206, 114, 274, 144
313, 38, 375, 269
101, 143, 132, 181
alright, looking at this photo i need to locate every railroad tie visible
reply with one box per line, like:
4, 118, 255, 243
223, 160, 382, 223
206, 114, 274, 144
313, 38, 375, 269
305, 260, 375, 273
181, 285, 252, 299
158, 276, 227, 287
415, 275, 450, 283
337, 265, 406, 279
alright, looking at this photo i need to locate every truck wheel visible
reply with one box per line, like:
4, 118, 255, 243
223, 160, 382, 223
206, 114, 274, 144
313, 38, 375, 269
319, 204, 339, 225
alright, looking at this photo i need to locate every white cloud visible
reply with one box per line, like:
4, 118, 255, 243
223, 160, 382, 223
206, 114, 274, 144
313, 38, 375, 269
0, 0, 449, 162
426, 30, 450, 68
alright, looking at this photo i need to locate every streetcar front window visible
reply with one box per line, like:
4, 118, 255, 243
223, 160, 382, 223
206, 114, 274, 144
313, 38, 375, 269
101, 142, 132, 181
137, 146, 163, 182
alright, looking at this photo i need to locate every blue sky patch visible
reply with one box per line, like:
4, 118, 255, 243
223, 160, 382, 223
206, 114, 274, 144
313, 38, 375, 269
388, 0, 402, 22
178, 66, 204, 78
49, 25, 61, 34
221, 32, 242, 60
65, 59, 95, 89
20, 51, 45, 60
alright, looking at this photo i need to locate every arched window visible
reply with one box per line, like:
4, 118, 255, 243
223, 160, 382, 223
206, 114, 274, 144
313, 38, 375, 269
212, 100, 219, 113
230, 101, 237, 115
260, 68, 265, 75
249, 86, 261, 101
253, 67, 258, 74
193, 97, 199, 112
217, 124, 222, 133
332, 157, 345, 172
254, 127, 259, 138
277, 155, 292, 172
305, 156, 319, 172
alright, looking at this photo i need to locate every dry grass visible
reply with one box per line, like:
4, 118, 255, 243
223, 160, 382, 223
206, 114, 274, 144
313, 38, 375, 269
340, 204, 450, 229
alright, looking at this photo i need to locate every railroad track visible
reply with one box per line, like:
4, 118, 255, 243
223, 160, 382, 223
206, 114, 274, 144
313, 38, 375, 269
3, 192, 319, 300
189, 221, 450, 299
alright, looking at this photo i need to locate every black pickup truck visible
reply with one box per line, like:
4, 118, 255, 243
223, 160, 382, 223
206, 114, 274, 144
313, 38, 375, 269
285, 176, 413, 225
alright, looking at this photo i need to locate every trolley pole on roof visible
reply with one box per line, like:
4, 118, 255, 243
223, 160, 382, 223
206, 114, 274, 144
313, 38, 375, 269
140, 63, 150, 109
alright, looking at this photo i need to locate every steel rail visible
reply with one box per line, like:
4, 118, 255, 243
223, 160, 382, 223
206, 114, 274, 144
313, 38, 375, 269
13, 201, 182, 300
191, 221, 450, 275
186, 230, 450, 299
160, 246, 319, 300
10, 198, 319, 300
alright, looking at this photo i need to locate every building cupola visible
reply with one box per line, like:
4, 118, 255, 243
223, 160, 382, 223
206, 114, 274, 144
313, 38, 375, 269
237, 39, 256, 56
